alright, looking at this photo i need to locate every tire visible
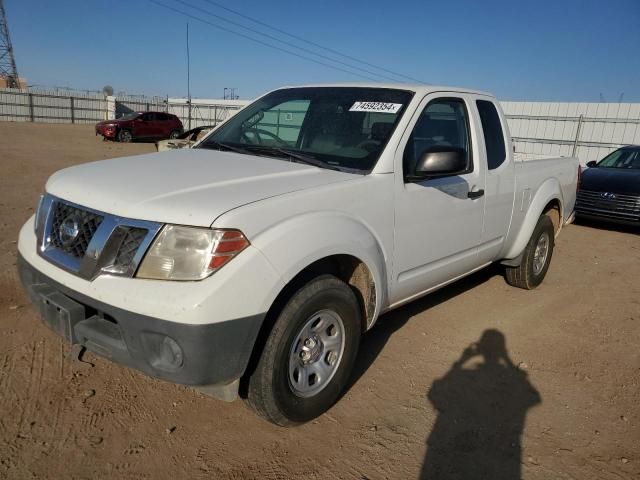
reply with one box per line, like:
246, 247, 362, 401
169, 130, 181, 139
247, 275, 361, 426
505, 215, 555, 289
117, 129, 132, 143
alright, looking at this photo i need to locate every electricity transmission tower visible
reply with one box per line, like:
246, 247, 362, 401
0, 0, 19, 88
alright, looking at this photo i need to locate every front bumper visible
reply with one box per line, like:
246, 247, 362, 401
575, 206, 640, 225
95, 125, 116, 138
575, 190, 640, 225
18, 253, 264, 387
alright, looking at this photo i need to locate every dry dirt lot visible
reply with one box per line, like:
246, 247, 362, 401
0, 122, 638, 480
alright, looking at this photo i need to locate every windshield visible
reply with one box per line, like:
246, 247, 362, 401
597, 148, 640, 169
198, 87, 414, 172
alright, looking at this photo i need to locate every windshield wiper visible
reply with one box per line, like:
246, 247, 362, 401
201, 141, 342, 171
200, 140, 253, 156
242, 146, 341, 171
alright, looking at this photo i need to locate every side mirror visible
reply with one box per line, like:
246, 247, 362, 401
135, 117, 145, 122
411, 146, 468, 180
586, 160, 597, 168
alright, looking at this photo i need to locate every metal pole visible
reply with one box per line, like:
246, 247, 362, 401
70, 96, 75, 124
28, 92, 34, 121
186, 23, 191, 130
572, 114, 584, 157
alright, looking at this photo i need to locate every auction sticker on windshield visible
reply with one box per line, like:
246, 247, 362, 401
349, 102, 403, 113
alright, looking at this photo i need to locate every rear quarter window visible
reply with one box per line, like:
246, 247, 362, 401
476, 100, 506, 170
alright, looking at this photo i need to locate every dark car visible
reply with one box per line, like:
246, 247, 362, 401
95, 112, 183, 143
575, 146, 640, 225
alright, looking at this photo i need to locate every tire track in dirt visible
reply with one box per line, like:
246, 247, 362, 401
15, 340, 45, 436
2, 124, 639, 480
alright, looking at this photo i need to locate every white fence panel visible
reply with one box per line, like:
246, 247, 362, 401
502, 101, 640, 165
2, 88, 640, 164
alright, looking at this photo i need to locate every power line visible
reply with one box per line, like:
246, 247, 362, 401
199, 0, 426, 84
148, 0, 383, 81
172, 0, 404, 83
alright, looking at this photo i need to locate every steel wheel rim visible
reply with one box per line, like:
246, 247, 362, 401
288, 309, 345, 398
533, 232, 550, 275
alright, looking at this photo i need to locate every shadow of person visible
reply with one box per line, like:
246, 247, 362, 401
421, 329, 541, 480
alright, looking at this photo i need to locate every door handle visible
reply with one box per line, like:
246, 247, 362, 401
467, 189, 485, 199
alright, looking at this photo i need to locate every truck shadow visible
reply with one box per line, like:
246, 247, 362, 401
346, 263, 502, 391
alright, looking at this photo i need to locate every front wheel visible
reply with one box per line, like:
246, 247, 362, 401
169, 129, 181, 139
117, 129, 132, 143
505, 215, 555, 289
247, 275, 361, 426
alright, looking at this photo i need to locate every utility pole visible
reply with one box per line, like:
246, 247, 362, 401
186, 23, 191, 129
224, 87, 239, 100
0, 0, 20, 88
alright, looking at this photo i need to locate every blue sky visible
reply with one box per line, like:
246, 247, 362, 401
6, 0, 640, 101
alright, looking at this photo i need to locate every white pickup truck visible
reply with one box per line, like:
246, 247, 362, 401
18, 84, 579, 425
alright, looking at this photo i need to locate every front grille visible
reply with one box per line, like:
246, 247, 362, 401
37, 194, 162, 280
576, 190, 640, 220
49, 202, 104, 258
113, 227, 148, 269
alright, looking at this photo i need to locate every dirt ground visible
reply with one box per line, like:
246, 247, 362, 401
0, 122, 638, 480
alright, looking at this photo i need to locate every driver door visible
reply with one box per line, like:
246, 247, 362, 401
391, 94, 486, 304
134, 113, 156, 138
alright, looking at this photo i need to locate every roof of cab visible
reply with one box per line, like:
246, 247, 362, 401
275, 82, 494, 98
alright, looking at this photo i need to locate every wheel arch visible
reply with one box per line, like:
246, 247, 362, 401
503, 178, 564, 260
239, 252, 379, 396
238, 212, 389, 394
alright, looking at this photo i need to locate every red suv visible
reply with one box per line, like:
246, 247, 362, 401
95, 112, 184, 143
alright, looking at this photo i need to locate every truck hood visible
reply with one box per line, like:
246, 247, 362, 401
46, 149, 356, 226
581, 167, 640, 196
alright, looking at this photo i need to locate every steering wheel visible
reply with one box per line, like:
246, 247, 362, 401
241, 128, 287, 147
355, 139, 381, 153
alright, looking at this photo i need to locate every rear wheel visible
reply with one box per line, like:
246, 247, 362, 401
505, 215, 555, 289
247, 275, 361, 426
117, 129, 132, 143
169, 129, 181, 139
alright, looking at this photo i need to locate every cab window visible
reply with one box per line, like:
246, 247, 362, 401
404, 98, 472, 177
476, 100, 506, 170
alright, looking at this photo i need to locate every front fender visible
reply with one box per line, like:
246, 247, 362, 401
503, 178, 563, 260
250, 211, 389, 326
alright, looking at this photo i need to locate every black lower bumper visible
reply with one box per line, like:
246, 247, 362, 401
575, 208, 640, 226
18, 254, 264, 387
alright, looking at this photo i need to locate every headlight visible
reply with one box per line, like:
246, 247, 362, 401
136, 225, 249, 281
